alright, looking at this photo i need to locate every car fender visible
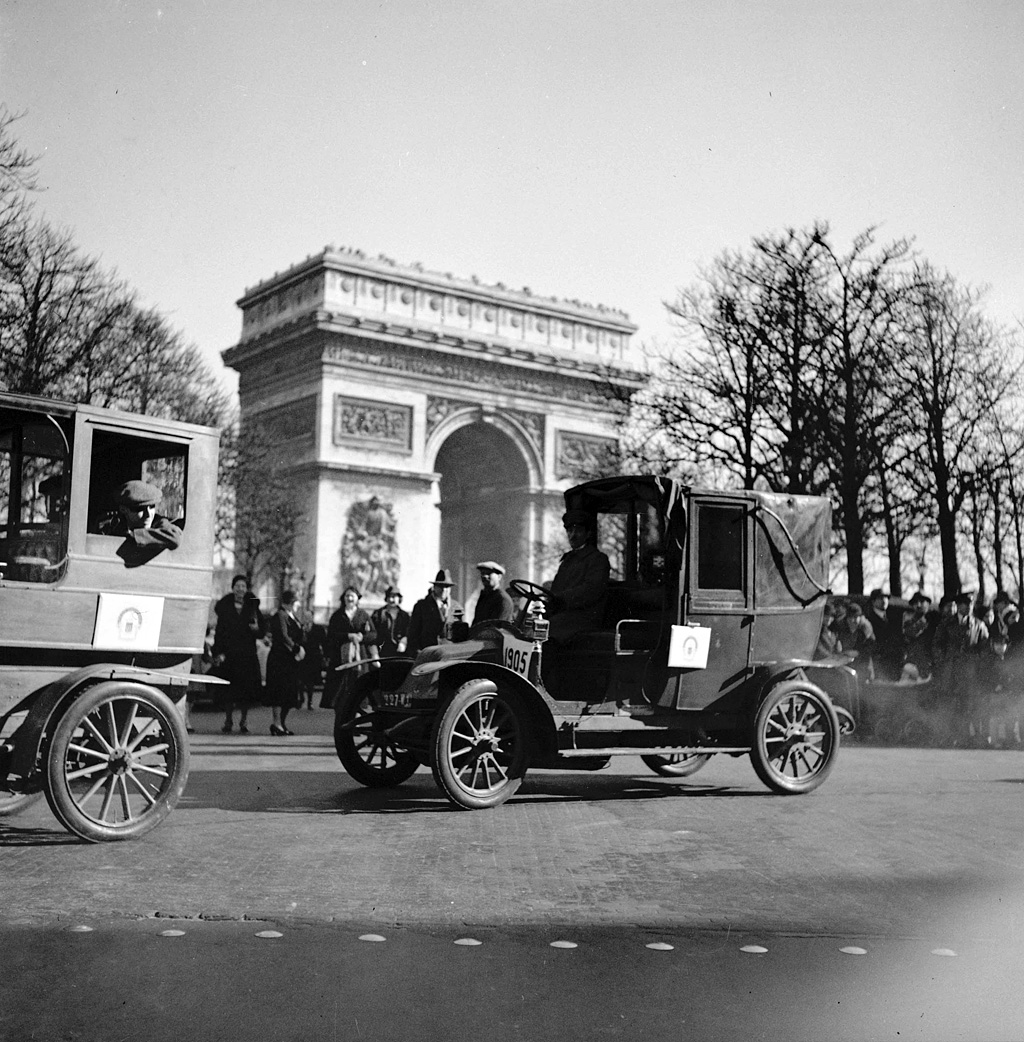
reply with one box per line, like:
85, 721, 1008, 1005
8, 663, 189, 779
753, 661, 834, 704
428, 660, 559, 762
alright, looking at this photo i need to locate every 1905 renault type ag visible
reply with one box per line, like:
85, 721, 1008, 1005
0, 392, 220, 841
334, 475, 843, 809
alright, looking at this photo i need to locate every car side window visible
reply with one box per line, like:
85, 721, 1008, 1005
86, 430, 188, 535
696, 504, 745, 593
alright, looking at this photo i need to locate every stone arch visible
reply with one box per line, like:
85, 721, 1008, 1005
223, 249, 644, 614
432, 420, 534, 609
425, 407, 543, 489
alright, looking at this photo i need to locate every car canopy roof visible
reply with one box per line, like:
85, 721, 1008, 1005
565, 476, 831, 608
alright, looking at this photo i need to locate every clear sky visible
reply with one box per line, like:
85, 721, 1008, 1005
2, 0, 1022, 394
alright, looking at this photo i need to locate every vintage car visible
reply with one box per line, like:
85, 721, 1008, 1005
334, 475, 845, 809
0, 391, 220, 841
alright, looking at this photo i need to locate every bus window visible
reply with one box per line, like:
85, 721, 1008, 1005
86, 430, 188, 535
0, 409, 71, 583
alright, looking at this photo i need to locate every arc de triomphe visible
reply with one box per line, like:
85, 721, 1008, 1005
222, 248, 646, 617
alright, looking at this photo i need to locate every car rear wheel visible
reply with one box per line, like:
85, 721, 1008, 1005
44, 682, 189, 842
431, 680, 528, 810
750, 680, 839, 794
641, 752, 712, 778
334, 679, 420, 787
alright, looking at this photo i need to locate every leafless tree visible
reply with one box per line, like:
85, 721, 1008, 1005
217, 418, 304, 594
896, 263, 1021, 598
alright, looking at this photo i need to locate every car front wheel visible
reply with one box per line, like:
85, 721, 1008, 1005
431, 680, 528, 810
334, 678, 420, 787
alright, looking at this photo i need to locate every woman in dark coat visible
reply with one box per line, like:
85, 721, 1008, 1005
370, 586, 411, 658
266, 590, 306, 736
323, 586, 377, 708
299, 615, 327, 709
213, 575, 266, 734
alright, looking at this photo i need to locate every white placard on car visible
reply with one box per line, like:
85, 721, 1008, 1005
93, 592, 165, 651
668, 625, 711, 669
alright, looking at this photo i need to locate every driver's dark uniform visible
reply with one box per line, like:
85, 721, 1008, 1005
547, 543, 610, 644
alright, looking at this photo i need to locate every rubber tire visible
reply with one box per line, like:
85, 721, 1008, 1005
44, 682, 189, 842
333, 677, 420, 787
431, 679, 529, 810
749, 679, 839, 795
641, 752, 712, 778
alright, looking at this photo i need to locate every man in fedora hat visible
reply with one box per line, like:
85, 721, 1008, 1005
472, 561, 515, 627
547, 508, 610, 644
408, 568, 463, 655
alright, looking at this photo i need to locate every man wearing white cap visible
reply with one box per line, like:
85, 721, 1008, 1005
473, 561, 515, 626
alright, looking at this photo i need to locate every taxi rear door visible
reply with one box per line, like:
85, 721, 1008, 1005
676, 497, 753, 710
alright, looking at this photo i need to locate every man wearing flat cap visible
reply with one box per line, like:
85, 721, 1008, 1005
408, 568, 463, 655
472, 561, 515, 627
547, 508, 610, 644
100, 480, 183, 565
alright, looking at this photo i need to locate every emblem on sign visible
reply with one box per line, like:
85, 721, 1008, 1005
117, 607, 145, 641
93, 593, 165, 651
668, 625, 711, 669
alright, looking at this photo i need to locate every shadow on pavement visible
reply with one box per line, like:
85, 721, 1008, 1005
177, 766, 766, 816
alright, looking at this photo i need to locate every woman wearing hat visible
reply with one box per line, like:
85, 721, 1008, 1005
407, 569, 462, 656
371, 586, 411, 658
323, 587, 378, 708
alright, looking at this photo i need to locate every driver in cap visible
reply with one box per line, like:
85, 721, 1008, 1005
546, 508, 610, 644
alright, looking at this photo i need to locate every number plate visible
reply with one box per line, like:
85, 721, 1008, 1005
502, 635, 534, 677
379, 691, 412, 708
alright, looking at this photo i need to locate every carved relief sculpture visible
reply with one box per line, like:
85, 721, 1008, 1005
333, 395, 412, 452
555, 431, 620, 480
340, 496, 400, 597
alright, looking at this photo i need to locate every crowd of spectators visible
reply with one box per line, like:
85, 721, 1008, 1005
816, 587, 1023, 748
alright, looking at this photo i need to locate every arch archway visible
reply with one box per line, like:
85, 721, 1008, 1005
435, 421, 530, 609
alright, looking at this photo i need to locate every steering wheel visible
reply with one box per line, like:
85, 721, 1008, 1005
508, 579, 553, 613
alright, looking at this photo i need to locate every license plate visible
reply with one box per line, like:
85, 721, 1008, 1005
379, 691, 412, 708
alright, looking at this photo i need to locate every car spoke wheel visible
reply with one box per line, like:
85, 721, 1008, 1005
431, 680, 528, 809
334, 679, 419, 787
641, 752, 712, 778
44, 682, 189, 842
750, 680, 838, 794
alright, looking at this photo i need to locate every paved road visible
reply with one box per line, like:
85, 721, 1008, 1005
2, 706, 1023, 1040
